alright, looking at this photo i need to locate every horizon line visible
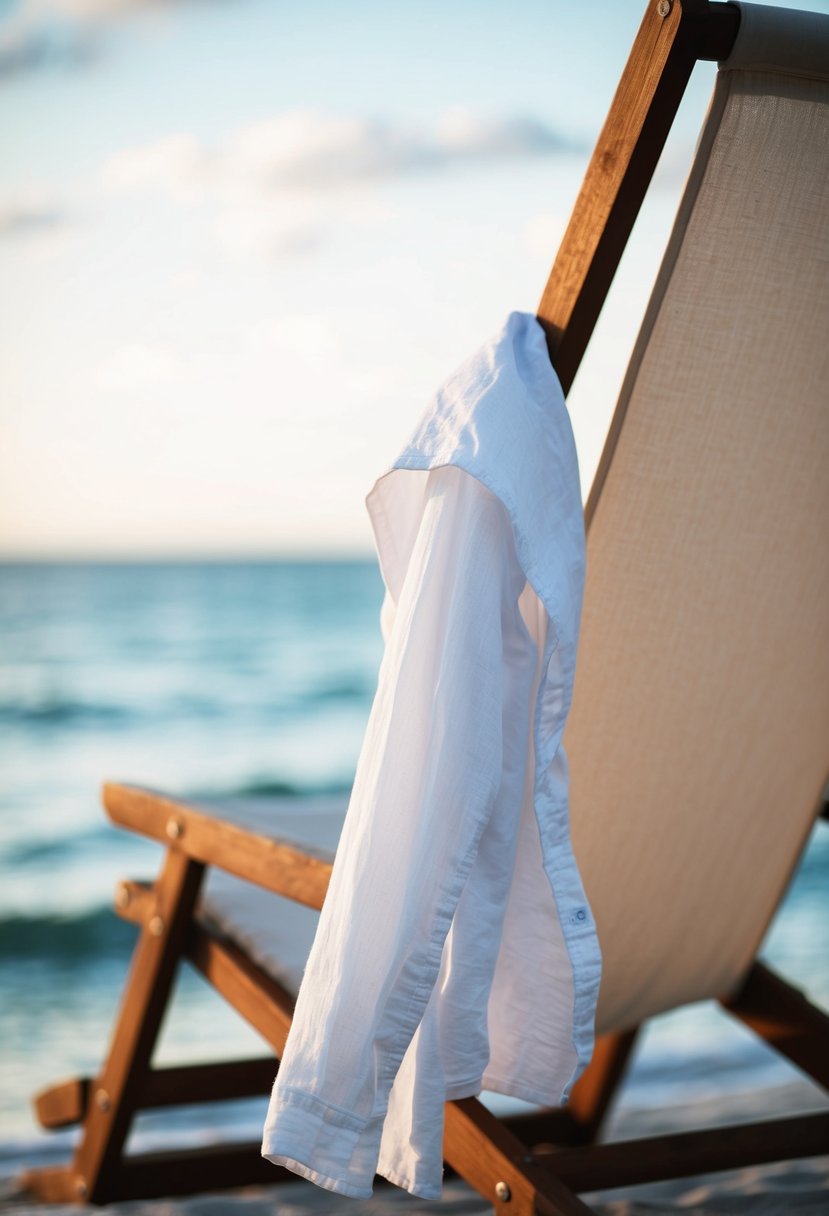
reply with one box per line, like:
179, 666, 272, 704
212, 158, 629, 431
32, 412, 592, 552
0, 550, 378, 565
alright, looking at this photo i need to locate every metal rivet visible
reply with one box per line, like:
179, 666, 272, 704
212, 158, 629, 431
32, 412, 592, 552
114, 883, 130, 908
657, 0, 672, 15
166, 815, 184, 841
495, 1181, 511, 1202
95, 1088, 111, 1113
76, 1179, 88, 1199
148, 915, 165, 937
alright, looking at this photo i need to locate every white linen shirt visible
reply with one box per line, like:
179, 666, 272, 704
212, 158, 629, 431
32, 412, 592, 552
261, 311, 601, 1200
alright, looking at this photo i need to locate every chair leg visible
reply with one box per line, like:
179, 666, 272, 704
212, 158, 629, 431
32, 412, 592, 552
566, 1027, 640, 1142
24, 848, 205, 1205
502, 1029, 640, 1152
720, 961, 829, 1090
443, 1034, 638, 1214
445, 1097, 596, 1216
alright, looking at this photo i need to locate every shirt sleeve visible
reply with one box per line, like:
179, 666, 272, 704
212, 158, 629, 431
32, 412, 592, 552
261, 464, 526, 1198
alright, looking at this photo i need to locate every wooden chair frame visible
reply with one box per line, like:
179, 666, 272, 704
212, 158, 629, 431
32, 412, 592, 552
23, 2, 829, 1211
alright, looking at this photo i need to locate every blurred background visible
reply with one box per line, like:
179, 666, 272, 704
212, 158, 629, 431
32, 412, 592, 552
1, 0, 827, 1175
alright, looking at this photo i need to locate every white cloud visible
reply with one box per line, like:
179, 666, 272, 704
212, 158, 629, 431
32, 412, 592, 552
101, 133, 209, 197
93, 106, 575, 263
103, 107, 576, 198
435, 106, 571, 158
0, 0, 132, 79
0, 0, 224, 78
0, 189, 65, 237
226, 110, 432, 187
29, 0, 148, 15
0, 10, 95, 78
229, 107, 575, 187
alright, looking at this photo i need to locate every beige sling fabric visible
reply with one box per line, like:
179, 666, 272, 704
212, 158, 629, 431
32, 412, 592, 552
198, 798, 342, 995
568, 6, 829, 1035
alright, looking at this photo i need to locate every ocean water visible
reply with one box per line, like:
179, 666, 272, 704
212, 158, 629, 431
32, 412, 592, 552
1, 561, 826, 1167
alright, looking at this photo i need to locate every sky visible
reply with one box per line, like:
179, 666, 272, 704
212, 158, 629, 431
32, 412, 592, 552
2, 0, 827, 557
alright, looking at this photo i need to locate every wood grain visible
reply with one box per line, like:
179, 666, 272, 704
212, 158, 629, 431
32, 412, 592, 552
444, 1097, 594, 1216
537, 0, 739, 393
103, 782, 333, 910
74, 849, 205, 1201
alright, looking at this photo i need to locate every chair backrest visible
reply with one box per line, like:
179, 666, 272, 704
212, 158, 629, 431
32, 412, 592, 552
562, 2, 829, 1035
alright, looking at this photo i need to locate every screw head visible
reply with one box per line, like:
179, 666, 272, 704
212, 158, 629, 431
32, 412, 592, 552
114, 883, 131, 908
148, 915, 165, 937
495, 1181, 511, 1202
166, 815, 184, 841
95, 1088, 111, 1113
75, 1178, 88, 1199
657, 0, 672, 15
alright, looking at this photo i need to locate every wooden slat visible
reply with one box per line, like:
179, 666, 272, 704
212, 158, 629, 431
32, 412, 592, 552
721, 962, 829, 1089
537, 0, 740, 393
103, 782, 333, 911
33, 1077, 89, 1130
445, 1097, 594, 1216
535, 1112, 829, 1192
187, 922, 294, 1057
567, 1028, 640, 1143
72, 850, 205, 1202
138, 1056, 277, 1108
502, 1107, 583, 1149
112, 877, 296, 1063
113, 879, 155, 926
23, 1145, 293, 1206
32, 1058, 277, 1131
113, 1143, 295, 1201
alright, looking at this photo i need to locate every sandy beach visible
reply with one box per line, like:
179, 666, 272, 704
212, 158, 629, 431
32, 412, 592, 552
3, 1080, 827, 1216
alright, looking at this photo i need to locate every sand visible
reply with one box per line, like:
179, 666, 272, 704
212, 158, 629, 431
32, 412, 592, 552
2, 1081, 827, 1215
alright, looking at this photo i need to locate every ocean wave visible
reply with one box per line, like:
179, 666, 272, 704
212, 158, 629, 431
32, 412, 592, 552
305, 676, 374, 704
0, 697, 135, 728
0, 907, 135, 963
2, 825, 116, 866
0, 692, 242, 728
0, 683, 373, 730
192, 776, 352, 800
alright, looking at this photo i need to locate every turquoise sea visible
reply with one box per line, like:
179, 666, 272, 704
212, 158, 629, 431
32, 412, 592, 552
1, 560, 826, 1172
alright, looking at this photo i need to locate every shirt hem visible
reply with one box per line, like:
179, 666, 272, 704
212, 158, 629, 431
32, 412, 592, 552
481, 1074, 565, 1108
377, 1164, 442, 1201
260, 1149, 374, 1200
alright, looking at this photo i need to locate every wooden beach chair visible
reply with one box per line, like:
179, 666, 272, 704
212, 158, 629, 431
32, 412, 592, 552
24, 1, 829, 1211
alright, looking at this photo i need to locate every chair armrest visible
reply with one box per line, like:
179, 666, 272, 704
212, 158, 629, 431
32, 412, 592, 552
102, 782, 334, 911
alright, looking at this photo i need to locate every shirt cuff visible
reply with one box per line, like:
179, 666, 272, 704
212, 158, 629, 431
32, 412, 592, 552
261, 1086, 385, 1200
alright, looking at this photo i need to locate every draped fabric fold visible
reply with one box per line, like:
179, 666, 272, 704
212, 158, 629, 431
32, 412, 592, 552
262, 311, 601, 1199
